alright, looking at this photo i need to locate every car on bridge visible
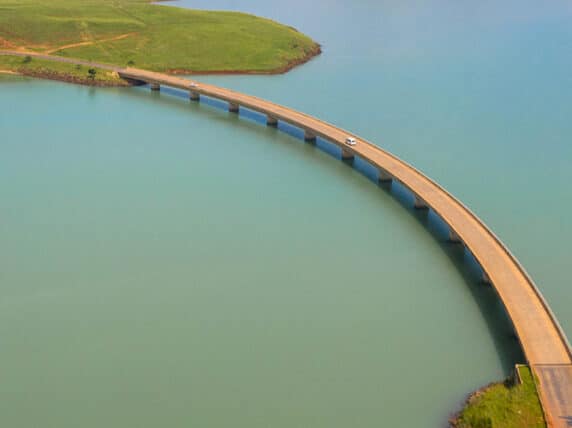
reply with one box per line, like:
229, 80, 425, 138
345, 137, 357, 146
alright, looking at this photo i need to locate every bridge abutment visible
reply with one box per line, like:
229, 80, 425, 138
189, 91, 200, 101
266, 115, 278, 127
150, 83, 160, 91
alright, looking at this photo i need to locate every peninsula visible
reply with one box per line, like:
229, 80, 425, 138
0, 0, 320, 84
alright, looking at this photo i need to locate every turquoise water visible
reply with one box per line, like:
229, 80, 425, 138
1, 1, 571, 426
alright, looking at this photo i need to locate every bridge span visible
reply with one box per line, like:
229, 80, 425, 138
122, 68, 572, 427
1, 51, 570, 426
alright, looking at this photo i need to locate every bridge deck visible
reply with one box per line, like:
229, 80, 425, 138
1, 51, 568, 426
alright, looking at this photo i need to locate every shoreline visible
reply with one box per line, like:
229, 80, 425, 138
0, 66, 135, 87
151, 0, 321, 75
449, 365, 546, 427
18, 69, 132, 87
449, 381, 500, 427
0, 43, 321, 87
167, 43, 321, 75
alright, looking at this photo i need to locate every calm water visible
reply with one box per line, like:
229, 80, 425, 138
1, 1, 571, 426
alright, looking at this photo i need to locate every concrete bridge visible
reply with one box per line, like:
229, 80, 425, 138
1, 51, 571, 426
99, 68, 572, 427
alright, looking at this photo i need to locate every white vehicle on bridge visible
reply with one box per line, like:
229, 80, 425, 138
190, 82, 199, 88
345, 137, 357, 146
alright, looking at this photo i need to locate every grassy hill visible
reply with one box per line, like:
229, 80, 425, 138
0, 0, 320, 73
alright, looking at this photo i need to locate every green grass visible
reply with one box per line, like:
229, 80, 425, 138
453, 366, 546, 428
0, 55, 127, 85
0, 0, 319, 72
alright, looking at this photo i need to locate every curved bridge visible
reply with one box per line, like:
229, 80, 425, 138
118, 68, 572, 427
1, 51, 570, 426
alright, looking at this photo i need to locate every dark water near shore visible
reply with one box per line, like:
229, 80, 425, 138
1, 0, 571, 426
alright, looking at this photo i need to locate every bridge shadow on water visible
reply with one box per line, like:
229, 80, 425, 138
121, 84, 524, 374
376, 179, 524, 374
335, 146, 524, 373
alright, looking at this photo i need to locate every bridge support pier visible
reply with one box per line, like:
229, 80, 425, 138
266, 115, 278, 127
228, 102, 239, 113
189, 91, 200, 101
304, 130, 316, 142
150, 83, 160, 91
482, 271, 492, 285
414, 196, 429, 210
378, 169, 392, 183
448, 229, 462, 243
341, 148, 354, 161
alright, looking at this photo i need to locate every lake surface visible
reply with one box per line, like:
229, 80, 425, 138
1, 1, 571, 426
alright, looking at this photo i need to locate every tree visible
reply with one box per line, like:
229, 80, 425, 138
22, 55, 32, 64
87, 68, 97, 79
